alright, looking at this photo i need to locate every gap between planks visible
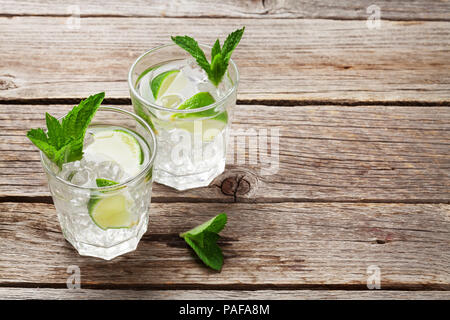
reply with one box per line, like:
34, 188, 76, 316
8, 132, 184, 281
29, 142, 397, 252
0, 282, 449, 291
0, 13, 449, 22
1, 288, 449, 300
0, 99, 449, 107
1, 196, 450, 205
0, 0, 449, 22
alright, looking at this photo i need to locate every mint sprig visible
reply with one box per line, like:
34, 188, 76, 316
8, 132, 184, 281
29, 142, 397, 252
27, 92, 105, 169
171, 27, 244, 87
180, 213, 228, 271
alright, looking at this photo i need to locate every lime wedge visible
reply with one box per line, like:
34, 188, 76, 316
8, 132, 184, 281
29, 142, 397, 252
96, 178, 118, 187
171, 92, 228, 141
177, 91, 215, 110
151, 70, 179, 99
88, 194, 134, 230
155, 71, 197, 110
172, 92, 223, 120
86, 129, 144, 177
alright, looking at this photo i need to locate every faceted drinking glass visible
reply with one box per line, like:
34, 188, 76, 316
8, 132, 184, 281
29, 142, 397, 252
40, 107, 157, 260
128, 44, 239, 190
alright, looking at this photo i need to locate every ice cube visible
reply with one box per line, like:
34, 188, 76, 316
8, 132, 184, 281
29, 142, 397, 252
95, 161, 124, 181
160, 94, 182, 109
71, 169, 91, 186
197, 80, 218, 99
196, 69, 232, 100
60, 161, 80, 181
181, 58, 208, 83
215, 79, 231, 98
80, 158, 97, 170
70, 196, 88, 207
84, 130, 95, 148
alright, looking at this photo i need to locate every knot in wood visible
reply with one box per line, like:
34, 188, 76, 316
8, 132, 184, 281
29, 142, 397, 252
236, 178, 251, 196
221, 177, 238, 196
219, 172, 255, 197
0, 75, 17, 90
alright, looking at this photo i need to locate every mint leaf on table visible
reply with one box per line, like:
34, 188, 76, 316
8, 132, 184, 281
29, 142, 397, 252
171, 27, 244, 86
184, 232, 223, 271
26, 92, 105, 169
180, 213, 228, 271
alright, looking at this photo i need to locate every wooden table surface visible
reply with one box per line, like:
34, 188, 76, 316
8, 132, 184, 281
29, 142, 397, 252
0, 0, 449, 300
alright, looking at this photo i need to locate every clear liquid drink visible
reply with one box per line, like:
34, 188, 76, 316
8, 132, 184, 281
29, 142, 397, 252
41, 107, 156, 260
128, 44, 238, 190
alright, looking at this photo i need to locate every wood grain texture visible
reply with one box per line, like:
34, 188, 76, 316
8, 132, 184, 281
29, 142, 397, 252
0, 0, 449, 20
1, 288, 449, 300
1, 1, 449, 298
1, 104, 449, 202
0, 17, 449, 103
0, 202, 448, 288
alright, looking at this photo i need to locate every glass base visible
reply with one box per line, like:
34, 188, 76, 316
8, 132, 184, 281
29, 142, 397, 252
154, 161, 225, 191
64, 220, 148, 260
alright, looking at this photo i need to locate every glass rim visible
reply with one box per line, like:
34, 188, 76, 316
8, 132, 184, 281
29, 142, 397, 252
127, 43, 239, 114
40, 106, 157, 192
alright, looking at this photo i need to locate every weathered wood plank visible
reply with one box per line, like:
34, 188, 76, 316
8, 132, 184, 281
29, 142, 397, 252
0, 0, 449, 20
0, 202, 448, 288
1, 288, 449, 300
1, 104, 449, 202
0, 17, 449, 103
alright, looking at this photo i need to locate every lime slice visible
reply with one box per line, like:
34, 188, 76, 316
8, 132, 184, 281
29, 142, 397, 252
151, 70, 179, 99
87, 179, 135, 230
170, 92, 228, 141
136, 66, 157, 86
86, 129, 144, 177
160, 71, 191, 98
88, 194, 134, 230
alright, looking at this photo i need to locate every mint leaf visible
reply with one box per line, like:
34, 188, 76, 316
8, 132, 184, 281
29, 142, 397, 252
46, 113, 65, 149
62, 92, 105, 140
63, 138, 84, 163
27, 92, 105, 169
180, 213, 227, 271
211, 39, 221, 60
170, 35, 211, 74
171, 27, 244, 86
184, 232, 223, 271
27, 128, 57, 162
49, 138, 84, 167
210, 53, 227, 87
221, 27, 245, 63
181, 213, 227, 237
